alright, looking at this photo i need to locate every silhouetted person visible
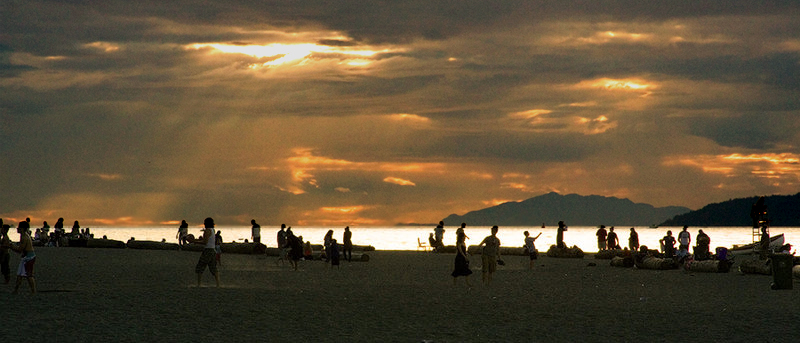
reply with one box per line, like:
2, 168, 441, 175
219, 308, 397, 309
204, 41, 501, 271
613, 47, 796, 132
276, 224, 288, 264
287, 228, 303, 270
1, 224, 11, 284
628, 228, 639, 252
524, 231, 542, 269
251, 219, 261, 244
451, 227, 472, 285
215, 230, 223, 266
54, 218, 65, 247
695, 229, 710, 260
329, 239, 340, 269
342, 226, 353, 262
596, 225, 607, 251
177, 220, 189, 247
12, 221, 36, 294
434, 221, 446, 250
71, 220, 80, 236
660, 230, 676, 258
478, 225, 502, 285
759, 226, 770, 259
556, 221, 567, 249
189, 217, 220, 287
607, 227, 619, 250
323, 230, 334, 261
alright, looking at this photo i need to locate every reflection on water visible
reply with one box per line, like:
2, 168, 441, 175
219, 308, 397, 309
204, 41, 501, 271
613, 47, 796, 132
82, 226, 800, 253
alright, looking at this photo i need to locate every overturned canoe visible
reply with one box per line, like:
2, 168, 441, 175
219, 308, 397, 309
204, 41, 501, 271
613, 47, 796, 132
546, 245, 584, 258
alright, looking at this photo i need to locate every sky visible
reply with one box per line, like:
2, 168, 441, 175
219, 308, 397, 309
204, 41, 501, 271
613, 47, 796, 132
2, 1, 800, 227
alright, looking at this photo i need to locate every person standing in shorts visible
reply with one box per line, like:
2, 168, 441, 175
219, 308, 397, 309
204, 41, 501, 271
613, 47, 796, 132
478, 225, 502, 285
11, 221, 36, 294
190, 217, 220, 287
523, 231, 542, 270
596, 225, 607, 251
251, 219, 261, 244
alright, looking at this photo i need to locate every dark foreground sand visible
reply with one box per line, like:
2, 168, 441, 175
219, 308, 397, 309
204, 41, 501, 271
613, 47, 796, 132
2, 247, 799, 342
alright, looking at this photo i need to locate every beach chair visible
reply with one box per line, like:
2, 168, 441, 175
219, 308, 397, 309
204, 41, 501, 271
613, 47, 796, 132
417, 238, 430, 251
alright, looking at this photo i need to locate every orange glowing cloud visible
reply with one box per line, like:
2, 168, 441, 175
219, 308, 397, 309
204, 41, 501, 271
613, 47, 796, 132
507, 109, 617, 135
663, 153, 800, 181
320, 206, 366, 214
383, 177, 416, 186
187, 41, 399, 68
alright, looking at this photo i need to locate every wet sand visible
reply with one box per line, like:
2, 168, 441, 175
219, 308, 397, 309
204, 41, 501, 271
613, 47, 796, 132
2, 247, 798, 342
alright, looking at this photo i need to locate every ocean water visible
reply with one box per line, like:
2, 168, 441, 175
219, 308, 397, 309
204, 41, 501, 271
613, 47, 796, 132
63, 225, 800, 253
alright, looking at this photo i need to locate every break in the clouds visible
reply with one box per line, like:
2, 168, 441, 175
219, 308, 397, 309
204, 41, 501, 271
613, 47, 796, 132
1, 1, 800, 226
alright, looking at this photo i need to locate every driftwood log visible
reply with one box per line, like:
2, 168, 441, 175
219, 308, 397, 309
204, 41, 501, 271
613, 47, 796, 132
595, 249, 629, 260
126, 239, 180, 250
86, 238, 126, 249
738, 259, 771, 275
546, 245, 584, 258
685, 259, 730, 273
466, 246, 531, 256
610, 256, 634, 268
636, 256, 678, 270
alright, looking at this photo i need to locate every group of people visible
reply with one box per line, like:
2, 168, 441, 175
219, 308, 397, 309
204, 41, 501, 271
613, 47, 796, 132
2, 217, 94, 248
595, 225, 639, 252
656, 226, 712, 260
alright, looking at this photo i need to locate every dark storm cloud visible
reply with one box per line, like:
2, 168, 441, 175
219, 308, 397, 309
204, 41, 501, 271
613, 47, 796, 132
688, 112, 800, 150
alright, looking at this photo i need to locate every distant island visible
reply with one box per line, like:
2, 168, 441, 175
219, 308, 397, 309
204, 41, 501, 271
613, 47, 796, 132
441, 192, 691, 226
659, 193, 800, 226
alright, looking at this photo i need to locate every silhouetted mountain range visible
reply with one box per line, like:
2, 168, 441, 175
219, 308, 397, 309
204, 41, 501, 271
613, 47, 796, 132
659, 193, 800, 226
441, 192, 690, 226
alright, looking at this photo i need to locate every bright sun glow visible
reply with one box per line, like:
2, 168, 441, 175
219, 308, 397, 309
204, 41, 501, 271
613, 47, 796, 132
188, 42, 397, 67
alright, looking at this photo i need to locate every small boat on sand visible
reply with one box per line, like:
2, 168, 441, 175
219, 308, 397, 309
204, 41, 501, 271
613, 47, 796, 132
729, 233, 784, 255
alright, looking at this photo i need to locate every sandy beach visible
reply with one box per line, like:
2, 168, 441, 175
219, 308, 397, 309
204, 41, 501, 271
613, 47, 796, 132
2, 247, 798, 342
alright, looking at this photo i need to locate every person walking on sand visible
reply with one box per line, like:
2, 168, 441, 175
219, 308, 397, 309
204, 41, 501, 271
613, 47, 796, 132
276, 224, 288, 264
176, 220, 189, 248
478, 225, 502, 285
189, 217, 220, 287
451, 226, 472, 285
628, 228, 639, 252
342, 226, 353, 262
596, 225, 607, 251
556, 221, 567, 249
11, 221, 36, 294
524, 231, 542, 269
